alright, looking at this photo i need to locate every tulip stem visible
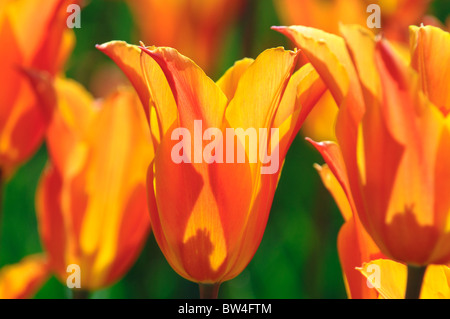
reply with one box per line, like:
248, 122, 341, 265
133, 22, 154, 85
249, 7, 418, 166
72, 289, 90, 299
405, 265, 427, 299
199, 283, 220, 299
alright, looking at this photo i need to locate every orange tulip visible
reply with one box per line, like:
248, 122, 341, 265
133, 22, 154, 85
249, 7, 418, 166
0, 254, 49, 299
0, 0, 78, 178
97, 41, 327, 295
35, 78, 153, 292
124, 0, 245, 74
275, 24, 450, 296
274, 0, 432, 142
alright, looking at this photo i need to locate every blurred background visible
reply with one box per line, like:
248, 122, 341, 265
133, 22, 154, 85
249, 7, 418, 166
1, 0, 449, 299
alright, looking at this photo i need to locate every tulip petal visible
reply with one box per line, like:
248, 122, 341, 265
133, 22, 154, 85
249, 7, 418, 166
126, 0, 244, 72
352, 38, 447, 264
97, 41, 178, 142
272, 25, 359, 106
274, 63, 326, 129
216, 58, 254, 101
7, 0, 63, 63
428, 125, 450, 264
338, 218, 382, 299
273, 0, 367, 35
275, 63, 327, 160
0, 255, 49, 299
410, 25, 450, 114
225, 47, 298, 132
140, 46, 228, 130
79, 88, 152, 289
339, 25, 380, 102
307, 140, 354, 208
0, 15, 22, 125
37, 84, 153, 290
151, 121, 229, 282
315, 164, 352, 221
30, 76, 95, 176
300, 90, 338, 142
315, 163, 383, 298
358, 260, 450, 299
36, 165, 70, 279
0, 0, 78, 176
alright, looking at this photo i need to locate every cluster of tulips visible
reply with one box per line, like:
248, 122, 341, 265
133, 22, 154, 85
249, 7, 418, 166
0, 0, 449, 299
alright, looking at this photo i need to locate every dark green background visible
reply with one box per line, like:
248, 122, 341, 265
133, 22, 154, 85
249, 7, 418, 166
1, 0, 449, 299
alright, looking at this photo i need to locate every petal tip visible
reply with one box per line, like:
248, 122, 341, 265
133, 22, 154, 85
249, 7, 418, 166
271, 25, 291, 36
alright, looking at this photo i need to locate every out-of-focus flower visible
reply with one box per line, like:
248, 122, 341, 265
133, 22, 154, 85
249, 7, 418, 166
97, 41, 327, 294
274, 0, 430, 43
0, 0, 78, 178
275, 24, 450, 268
274, 0, 432, 142
124, 0, 245, 74
0, 254, 49, 299
35, 78, 153, 291
274, 0, 366, 36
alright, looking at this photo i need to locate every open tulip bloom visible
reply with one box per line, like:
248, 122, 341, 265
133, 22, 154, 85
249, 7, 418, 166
274, 23, 450, 298
35, 78, 153, 295
0, 0, 78, 179
97, 41, 328, 297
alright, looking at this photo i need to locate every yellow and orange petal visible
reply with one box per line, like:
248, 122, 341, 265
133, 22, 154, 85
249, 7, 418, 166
100, 41, 326, 284
35, 78, 153, 291
0, 0, 79, 177
279, 24, 450, 266
359, 259, 450, 299
0, 255, 49, 299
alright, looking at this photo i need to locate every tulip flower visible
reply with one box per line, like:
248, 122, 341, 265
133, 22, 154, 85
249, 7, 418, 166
97, 41, 327, 297
273, 0, 432, 142
275, 24, 450, 298
35, 78, 153, 294
0, 254, 49, 299
0, 0, 78, 179
123, 0, 245, 74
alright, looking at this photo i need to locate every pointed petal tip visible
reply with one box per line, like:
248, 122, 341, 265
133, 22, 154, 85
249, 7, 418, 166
271, 25, 285, 31
95, 44, 107, 54
271, 25, 291, 36
139, 45, 159, 58
305, 137, 321, 146
313, 163, 323, 172
95, 41, 126, 52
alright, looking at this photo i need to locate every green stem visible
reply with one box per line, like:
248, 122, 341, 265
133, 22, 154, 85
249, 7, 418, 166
199, 283, 220, 299
405, 265, 427, 299
71, 289, 90, 299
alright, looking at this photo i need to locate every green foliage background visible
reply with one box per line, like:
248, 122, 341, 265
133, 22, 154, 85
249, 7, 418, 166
1, 0, 449, 299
